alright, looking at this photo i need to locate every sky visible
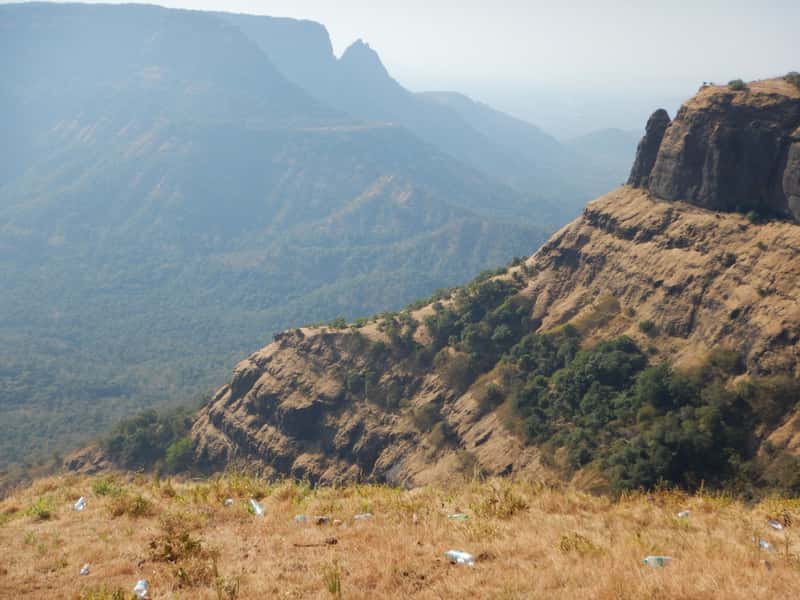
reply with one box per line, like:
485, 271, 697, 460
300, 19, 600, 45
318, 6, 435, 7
6, 0, 799, 137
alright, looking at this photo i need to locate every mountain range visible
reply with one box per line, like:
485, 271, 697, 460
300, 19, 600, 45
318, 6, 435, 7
0, 2, 636, 471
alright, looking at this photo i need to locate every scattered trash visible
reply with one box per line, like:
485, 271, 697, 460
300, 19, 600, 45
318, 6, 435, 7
132, 579, 149, 599
353, 513, 373, 520
74, 496, 86, 512
412, 513, 419, 525
293, 537, 338, 548
314, 516, 330, 525
757, 538, 776, 553
79, 564, 90, 576
763, 559, 773, 571
642, 555, 672, 568
445, 550, 476, 566
333, 519, 343, 527
223, 498, 234, 507
676, 510, 690, 518
767, 519, 784, 531
294, 514, 308, 523
249, 499, 264, 517
447, 513, 469, 520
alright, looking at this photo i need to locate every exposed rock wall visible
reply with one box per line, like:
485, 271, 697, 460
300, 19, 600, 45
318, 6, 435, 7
627, 109, 671, 187
630, 79, 800, 220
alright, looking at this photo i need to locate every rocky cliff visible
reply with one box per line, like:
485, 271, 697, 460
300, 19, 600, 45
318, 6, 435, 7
630, 78, 800, 220
189, 77, 800, 487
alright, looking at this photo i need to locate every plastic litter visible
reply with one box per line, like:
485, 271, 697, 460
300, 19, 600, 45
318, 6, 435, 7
79, 564, 90, 576
676, 510, 690, 518
445, 550, 476, 566
333, 519, 343, 527
249, 499, 264, 517
767, 519, 784, 531
294, 514, 307, 523
223, 498, 234, 507
642, 555, 672, 568
757, 538, 776, 552
353, 513, 373, 520
132, 579, 149, 599
447, 513, 469, 520
74, 496, 87, 512
314, 515, 330, 525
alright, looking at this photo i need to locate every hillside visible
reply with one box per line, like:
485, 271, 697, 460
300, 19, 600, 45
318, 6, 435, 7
2, 474, 799, 599
180, 76, 800, 493
0, 3, 553, 470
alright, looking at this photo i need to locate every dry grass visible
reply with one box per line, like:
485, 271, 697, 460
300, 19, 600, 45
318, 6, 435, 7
1, 474, 799, 599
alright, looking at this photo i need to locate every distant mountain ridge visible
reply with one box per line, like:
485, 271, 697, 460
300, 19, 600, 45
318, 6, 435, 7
217, 11, 633, 218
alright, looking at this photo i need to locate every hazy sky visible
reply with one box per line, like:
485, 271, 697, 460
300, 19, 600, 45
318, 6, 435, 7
7, 0, 799, 136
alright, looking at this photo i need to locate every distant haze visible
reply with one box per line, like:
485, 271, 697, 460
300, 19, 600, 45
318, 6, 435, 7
7, 0, 799, 136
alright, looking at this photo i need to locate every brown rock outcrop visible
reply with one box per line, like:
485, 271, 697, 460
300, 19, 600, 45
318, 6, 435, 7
631, 78, 800, 220
627, 109, 671, 187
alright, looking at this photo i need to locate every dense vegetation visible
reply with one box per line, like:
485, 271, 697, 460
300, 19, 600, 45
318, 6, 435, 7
500, 334, 800, 493
102, 408, 196, 474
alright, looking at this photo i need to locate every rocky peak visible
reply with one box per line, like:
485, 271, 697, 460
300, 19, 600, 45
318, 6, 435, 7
627, 109, 671, 187
339, 38, 391, 79
629, 78, 800, 221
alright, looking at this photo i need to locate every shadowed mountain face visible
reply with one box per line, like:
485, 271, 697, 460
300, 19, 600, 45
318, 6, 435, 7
0, 3, 554, 468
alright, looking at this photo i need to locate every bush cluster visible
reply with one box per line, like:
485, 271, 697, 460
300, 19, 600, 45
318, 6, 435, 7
103, 407, 195, 472
502, 334, 800, 493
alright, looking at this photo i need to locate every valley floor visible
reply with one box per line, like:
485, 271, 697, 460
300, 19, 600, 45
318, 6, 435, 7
0, 474, 798, 599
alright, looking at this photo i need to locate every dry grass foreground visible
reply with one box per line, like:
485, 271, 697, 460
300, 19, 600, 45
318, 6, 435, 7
1, 474, 799, 599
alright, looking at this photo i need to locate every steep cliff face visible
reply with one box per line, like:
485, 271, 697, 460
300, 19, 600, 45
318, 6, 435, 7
627, 109, 671, 187
630, 78, 800, 220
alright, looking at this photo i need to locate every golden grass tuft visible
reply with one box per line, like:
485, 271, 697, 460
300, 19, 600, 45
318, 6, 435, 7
0, 473, 799, 598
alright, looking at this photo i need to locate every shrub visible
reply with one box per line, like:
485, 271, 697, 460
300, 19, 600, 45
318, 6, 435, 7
149, 513, 219, 589
785, 71, 800, 89
77, 585, 128, 600
472, 481, 528, 519
707, 348, 745, 375
25, 496, 55, 521
108, 493, 153, 518
728, 79, 748, 91
323, 561, 343, 600
428, 421, 456, 449
411, 402, 440, 432
436, 351, 475, 394
328, 317, 348, 330
165, 437, 195, 473
638, 320, 658, 337
476, 382, 505, 414
92, 477, 123, 497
